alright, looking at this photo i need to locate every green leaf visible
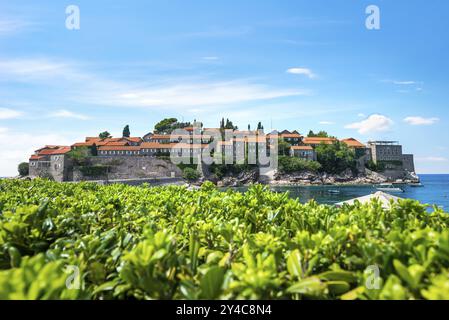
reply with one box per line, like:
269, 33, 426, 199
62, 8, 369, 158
200, 266, 225, 299
327, 281, 351, 295
287, 277, 327, 297
287, 250, 303, 279
319, 271, 357, 283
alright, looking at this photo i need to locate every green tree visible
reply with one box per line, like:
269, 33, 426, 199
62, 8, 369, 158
278, 138, 291, 156
308, 130, 329, 138
278, 156, 321, 173
122, 125, 130, 137
18, 162, 29, 176
154, 118, 192, 134
67, 146, 91, 165
257, 122, 264, 131
183, 167, 200, 181
99, 131, 112, 139
315, 141, 356, 174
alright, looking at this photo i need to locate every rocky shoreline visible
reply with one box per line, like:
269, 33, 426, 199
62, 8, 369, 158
211, 168, 420, 188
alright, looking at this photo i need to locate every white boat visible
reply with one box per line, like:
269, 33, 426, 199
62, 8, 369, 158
327, 189, 340, 194
376, 183, 404, 193
409, 183, 424, 188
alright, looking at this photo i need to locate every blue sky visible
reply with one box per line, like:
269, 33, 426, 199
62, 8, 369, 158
0, 0, 448, 175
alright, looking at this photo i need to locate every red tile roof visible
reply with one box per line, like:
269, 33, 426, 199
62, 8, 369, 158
280, 133, 302, 139
290, 146, 313, 150
98, 146, 141, 151
303, 137, 337, 145
341, 138, 365, 148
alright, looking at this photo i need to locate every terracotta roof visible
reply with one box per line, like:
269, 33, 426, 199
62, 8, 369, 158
98, 146, 141, 151
85, 137, 102, 142
280, 133, 302, 139
72, 142, 93, 147
31, 146, 71, 159
303, 137, 337, 145
341, 138, 365, 148
148, 134, 172, 140
30, 155, 45, 160
103, 141, 129, 146
37, 146, 71, 155
171, 143, 209, 149
140, 142, 173, 149
290, 146, 313, 150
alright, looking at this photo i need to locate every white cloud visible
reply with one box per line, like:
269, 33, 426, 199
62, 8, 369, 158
0, 58, 74, 81
286, 67, 316, 79
416, 156, 448, 162
113, 81, 306, 108
319, 121, 334, 125
393, 81, 416, 85
357, 113, 365, 118
202, 56, 219, 61
48, 109, 90, 120
404, 116, 439, 126
345, 114, 394, 135
0, 58, 307, 110
0, 130, 75, 177
0, 19, 30, 35
0, 107, 23, 119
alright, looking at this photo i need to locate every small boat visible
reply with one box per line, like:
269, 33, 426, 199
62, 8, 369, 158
376, 183, 404, 193
327, 189, 340, 194
409, 183, 424, 187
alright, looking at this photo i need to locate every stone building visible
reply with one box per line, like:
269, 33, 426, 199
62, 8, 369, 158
368, 141, 403, 164
402, 154, 415, 172
29, 146, 72, 182
289, 146, 316, 161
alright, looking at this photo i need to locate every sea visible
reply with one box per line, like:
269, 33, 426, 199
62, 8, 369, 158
234, 174, 449, 211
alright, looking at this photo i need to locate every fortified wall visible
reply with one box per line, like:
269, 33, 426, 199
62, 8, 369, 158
72, 156, 183, 181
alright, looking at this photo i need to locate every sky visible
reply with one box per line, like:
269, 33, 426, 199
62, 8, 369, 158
0, 0, 448, 176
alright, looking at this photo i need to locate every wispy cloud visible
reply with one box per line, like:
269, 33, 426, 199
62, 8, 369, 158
183, 26, 252, 38
0, 57, 308, 111
319, 121, 334, 125
404, 116, 439, 126
0, 129, 76, 177
345, 114, 394, 135
0, 107, 23, 119
0, 18, 31, 36
286, 67, 316, 79
0, 58, 76, 81
202, 56, 220, 61
416, 156, 448, 162
382, 79, 424, 92
113, 80, 307, 108
393, 80, 416, 85
48, 109, 90, 120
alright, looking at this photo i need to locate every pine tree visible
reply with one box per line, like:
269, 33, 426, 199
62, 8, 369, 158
123, 125, 130, 137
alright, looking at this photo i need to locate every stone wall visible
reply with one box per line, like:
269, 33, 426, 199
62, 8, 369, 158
73, 156, 183, 181
29, 155, 71, 182
402, 154, 415, 172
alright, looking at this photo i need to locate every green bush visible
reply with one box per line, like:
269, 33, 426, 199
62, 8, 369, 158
278, 156, 321, 173
0, 179, 448, 300
183, 167, 200, 181
79, 165, 110, 177
18, 162, 29, 177
316, 141, 356, 174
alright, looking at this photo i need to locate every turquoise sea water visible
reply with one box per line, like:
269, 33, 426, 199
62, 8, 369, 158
237, 174, 449, 210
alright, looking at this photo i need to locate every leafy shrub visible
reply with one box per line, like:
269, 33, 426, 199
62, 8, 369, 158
278, 156, 321, 173
18, 162, 29, 177
0, 179, 448, 300
316, 141, 356, 174
183, 167, 200, 181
